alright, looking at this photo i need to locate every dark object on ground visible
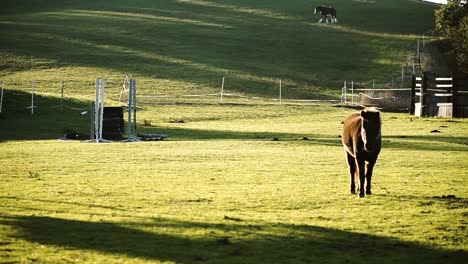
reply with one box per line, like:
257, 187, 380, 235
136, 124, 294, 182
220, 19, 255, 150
103, 107, 124, 140
169, 119, 185, 123
137, 133, 168, 141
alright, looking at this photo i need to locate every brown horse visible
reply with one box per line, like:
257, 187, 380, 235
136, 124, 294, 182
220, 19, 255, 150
342, 108, 381, 197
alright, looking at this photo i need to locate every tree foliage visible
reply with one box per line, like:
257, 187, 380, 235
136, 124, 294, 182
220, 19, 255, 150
435, 0, 468, 72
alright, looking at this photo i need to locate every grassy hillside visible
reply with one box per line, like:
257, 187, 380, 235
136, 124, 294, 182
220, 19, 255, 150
1, 1, 467, 263
0, 0, 439, 99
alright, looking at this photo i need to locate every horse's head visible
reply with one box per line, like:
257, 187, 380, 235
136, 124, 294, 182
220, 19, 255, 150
360, 109, 381, 152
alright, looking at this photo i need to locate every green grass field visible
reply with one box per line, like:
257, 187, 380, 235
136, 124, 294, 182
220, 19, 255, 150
1, 0, 467, 263
1, 101, 467, 263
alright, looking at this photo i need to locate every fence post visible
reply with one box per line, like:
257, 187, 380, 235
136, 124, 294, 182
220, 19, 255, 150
452, 73, 458, 118
220, 77, 224, 103
31, 80, 35, 115
127, 79, 133, 139
90, 102, 95, 140
61, 80, 64, 113
132, 80, 137, 139
417, 40, 420, 60
0, 81, 4, 113
95, 79, 101, 141
99, 80, 106, 141
410, 74, 416, 115
279, 79, 282, 105
420, 72, 428, 117
341, 81, 347, 105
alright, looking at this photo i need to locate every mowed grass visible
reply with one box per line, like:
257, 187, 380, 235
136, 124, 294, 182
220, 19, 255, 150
1, 99, 467, 263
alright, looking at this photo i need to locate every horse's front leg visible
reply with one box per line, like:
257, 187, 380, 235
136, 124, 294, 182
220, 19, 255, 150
346, 152, 356, 194
356, 158, 366, 198
365, 158, 377, 195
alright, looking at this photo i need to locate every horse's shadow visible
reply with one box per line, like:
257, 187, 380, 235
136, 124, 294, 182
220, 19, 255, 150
1, 215, 466, 263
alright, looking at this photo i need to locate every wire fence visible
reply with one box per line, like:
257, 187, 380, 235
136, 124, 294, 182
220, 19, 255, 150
0, 75, 344, 116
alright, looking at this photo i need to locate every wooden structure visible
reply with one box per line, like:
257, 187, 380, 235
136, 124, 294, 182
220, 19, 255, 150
410, 72, 468, 118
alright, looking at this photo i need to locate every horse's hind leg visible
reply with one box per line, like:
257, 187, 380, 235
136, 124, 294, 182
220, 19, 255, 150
346, 152, 356, 194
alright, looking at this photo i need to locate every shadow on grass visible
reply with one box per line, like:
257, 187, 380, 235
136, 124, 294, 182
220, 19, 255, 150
384, 135, 468, 152
374, 194, 468, 210
1, 215, 466, 263
0, 90, 91, 141
139, 125, 342, 144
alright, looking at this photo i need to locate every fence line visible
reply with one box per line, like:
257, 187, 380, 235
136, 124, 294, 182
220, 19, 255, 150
0, 76, 344, 115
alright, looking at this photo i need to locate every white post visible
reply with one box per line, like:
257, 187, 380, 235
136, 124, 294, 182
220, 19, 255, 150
132, 79, 137, 138
0, 81, 4, 113
31, 80, 35, 115
61, 80, 64, 112
344, 81, 347, 104
279, 79, 282, 105
341, 81, 347, 105
95, 79, 100, 141
372, 80, 375, 89
88, 79, 109, 143
220, 77, 224, 103
99, 79, 106, 141
422, 34, 425, 48
351, 81, 354, 104
125, 79, 139, 142
127, 79, 133, 139
90, 102, 95, 140
412, 60, 416, 74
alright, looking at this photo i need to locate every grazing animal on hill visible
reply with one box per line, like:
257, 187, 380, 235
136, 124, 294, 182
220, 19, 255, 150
342, 108, 381, 197
314, 6, 338, 23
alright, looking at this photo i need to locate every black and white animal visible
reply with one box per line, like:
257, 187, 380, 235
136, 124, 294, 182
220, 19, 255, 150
314, 6, 338, 23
